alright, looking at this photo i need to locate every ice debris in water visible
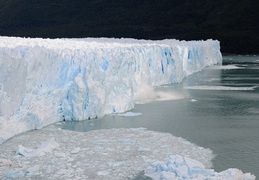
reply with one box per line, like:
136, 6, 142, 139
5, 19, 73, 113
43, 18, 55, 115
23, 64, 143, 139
145, 155, 256, 180
16, 138, 59, 157
0, 126, 255, 179
207, 64, 244, 69
190, 99, 197, 102
1, 126, 216, 179
185, 86, 257, 91
116, 112, 142, 117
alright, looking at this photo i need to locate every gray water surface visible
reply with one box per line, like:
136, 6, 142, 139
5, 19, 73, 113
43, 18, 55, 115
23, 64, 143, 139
59, 55, 259, 177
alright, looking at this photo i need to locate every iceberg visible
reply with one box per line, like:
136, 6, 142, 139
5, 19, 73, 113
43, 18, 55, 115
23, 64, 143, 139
0, 36, 222, 144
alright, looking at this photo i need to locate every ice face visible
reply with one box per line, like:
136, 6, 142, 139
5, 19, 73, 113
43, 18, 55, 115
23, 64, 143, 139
0, 37, 222, 144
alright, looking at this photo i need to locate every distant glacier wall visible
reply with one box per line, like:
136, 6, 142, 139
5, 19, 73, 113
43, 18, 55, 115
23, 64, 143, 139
0, 37, 222, 144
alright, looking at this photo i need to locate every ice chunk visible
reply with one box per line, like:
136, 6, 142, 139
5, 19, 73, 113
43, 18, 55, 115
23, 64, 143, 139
37, 137, 60, 154
97, 170, 110, 176
0, 159, 13, 167
116, 112, 142, 117
16, 145, 34, 157
107, 161, 126, 167
145, 155, 255, 180
4, 171, 24, 179
71, 147, 81, 154
25, 165, 40, 176
219, 168, 256, 180
16, 138, 59, 157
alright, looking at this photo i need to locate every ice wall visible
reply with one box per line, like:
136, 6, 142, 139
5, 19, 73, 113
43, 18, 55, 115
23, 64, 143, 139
0, 37, 222, 144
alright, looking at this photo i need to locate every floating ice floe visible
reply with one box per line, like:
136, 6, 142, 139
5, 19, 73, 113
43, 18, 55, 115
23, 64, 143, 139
207, 65, 244, 69
116, 112, 142, 117
185, 86, 257, 91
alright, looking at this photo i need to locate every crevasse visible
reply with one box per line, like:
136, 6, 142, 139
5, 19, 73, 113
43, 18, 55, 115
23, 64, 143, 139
0, 37, 222, 144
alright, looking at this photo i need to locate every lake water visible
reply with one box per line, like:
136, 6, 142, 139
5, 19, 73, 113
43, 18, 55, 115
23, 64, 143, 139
60, 55, 259, 177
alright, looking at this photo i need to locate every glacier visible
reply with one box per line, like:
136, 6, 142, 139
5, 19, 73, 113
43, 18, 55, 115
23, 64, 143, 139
0, 36, 222, 144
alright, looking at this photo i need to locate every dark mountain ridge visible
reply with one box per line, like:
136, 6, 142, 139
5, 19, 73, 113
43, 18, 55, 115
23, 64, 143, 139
0, 0, 258, 53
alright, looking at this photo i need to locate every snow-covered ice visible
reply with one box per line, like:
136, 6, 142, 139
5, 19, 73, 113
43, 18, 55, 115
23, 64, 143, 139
0, 37, 222, 144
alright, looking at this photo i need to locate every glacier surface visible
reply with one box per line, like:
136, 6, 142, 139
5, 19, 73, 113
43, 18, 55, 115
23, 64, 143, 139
0, 36, 222, 144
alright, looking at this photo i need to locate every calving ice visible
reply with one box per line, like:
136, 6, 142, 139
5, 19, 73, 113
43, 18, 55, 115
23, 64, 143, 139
0, 36, 222, 144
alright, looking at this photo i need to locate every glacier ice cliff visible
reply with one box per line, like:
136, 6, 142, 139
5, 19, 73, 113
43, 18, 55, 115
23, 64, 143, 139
0, 37, 222, 144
